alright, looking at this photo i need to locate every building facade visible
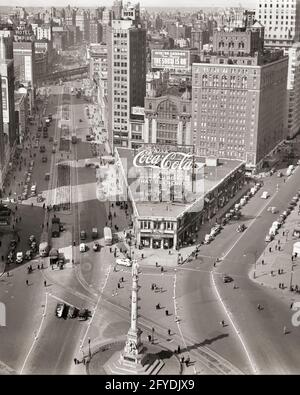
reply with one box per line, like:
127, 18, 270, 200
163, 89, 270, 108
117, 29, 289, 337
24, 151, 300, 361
144, 93, 192, 146
193, 28, 288, 168
255, 0, 300, 50
13, 41, 35, 87
287, 43, 300, 138
107, 19, 146, 149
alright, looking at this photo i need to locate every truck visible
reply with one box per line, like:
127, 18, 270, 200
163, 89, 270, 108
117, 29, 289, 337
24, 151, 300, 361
52, 223, 60, 238
104, 227, 112, 246
39, 231, 49, 257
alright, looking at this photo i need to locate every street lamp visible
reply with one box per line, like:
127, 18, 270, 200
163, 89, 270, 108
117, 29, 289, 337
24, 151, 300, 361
290, 263, 294, 291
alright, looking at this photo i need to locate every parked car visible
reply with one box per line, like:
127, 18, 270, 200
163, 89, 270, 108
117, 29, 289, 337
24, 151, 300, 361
25, 250, 32, 260
10, 240, 17, 251
7, 251, 14, 263
80, 230, 86, 240
42, 156, 47, 163
16, 251, 23, 264
265, 234, 274, 242
55, 303, 66, 318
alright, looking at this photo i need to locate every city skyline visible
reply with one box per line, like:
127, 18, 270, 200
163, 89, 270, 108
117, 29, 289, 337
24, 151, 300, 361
1, 1, 257, 9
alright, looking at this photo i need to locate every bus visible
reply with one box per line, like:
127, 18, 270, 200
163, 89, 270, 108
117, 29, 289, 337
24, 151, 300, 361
104, 227, 112, 246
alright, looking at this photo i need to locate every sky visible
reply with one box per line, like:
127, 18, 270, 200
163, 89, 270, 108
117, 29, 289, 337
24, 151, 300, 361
2, 1, 257, 9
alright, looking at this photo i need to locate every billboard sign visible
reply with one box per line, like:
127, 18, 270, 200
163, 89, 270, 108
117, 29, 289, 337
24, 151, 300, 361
151, 50, 190, 72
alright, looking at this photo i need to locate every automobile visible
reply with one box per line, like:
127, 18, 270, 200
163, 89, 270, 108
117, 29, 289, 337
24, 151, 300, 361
25, 250, 32, 260
292, 196, 299, 202
277, 171, 283, 178
37, 194, 44, 203
16, 251, 23, 264
10, 240, 17, 250
67, 306, 79, 319
265, 234, 274, 242
261, 191, 269, 199
237, 224, 246, 232
78, 308, 90, 321
34, 140, 39, 148
211, 224, 222, 234
93, 241, 100, 251
7, 251, 14, 263
28, 235, 35, 244
116, 258, 132, 267
223, 274, 233, 283
42, 156, 47, 163
80, 230, 86, 240
52, 147, 56, 154
221, 218, 228, 226
225, 212, 232, 220
55, 303, 66, 318
280, 212, 287, 220
31, 241, 38, 252
276, 217, 284, 225
79, 118, 82, 122
36, 132, 41, 138
38, 126, 42, 132
290, 200, 297, 206
79, 243, 86, 252
233, 211, 241, 220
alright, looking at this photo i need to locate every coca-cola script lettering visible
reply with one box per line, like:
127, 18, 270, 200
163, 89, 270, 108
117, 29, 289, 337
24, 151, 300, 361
133, 150, 200, 171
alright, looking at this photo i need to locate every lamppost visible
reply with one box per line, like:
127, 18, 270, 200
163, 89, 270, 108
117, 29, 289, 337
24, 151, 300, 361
290, 263, 294, 291
88, 338, 91, 360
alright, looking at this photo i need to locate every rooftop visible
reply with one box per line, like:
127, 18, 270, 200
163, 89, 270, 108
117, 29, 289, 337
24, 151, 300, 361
116, 147, 244, 219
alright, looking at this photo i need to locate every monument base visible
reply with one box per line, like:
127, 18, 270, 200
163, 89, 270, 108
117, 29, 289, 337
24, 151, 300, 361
103, 350, 164, 375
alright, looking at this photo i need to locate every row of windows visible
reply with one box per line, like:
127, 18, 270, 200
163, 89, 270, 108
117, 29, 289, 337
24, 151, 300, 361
140, 221, 175, 230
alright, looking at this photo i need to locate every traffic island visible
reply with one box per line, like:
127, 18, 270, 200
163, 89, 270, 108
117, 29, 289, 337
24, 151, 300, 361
85, 340, 180, 375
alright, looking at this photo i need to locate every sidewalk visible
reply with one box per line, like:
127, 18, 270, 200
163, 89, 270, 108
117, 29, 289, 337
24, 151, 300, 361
251, 201, 300, 303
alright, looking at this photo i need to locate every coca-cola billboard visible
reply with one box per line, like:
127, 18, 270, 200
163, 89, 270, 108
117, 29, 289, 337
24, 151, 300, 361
133, 148, 203, 172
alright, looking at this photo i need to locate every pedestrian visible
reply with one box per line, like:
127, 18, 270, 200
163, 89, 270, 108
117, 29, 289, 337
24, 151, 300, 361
141, 253, 144, 259
151, 283, 154, 291
283, 326, 287, 335
278, 246, 281, 251
152, 327, 155, 333
148, 335, 151, 342
155, 262, 158, 267
168, 329, 171, 336
221, 320, 225, 327
213, 261, 216, 267
161, 266, 164, 273
26, 279, 29, 286
46, 222, 48, 228
117, 282, 120, 289
262, 259, 264, 265
181, 356, 184, 364
7, 271, 9, 277
44, 280, 47, 287
278, 240, 280, 245
290, 302, 294, 309
278, 269, 280, 275
41, 263, 43, 269
185, 357, 190, 367
165, 310, 169, 316
275, 245, 278, 251
271, 270, 274, 276
37, 264, 40, 269
74, 358, 77, 365
269, 247, 272, 253
121, 277, 124, 282
177, 345, 181, 354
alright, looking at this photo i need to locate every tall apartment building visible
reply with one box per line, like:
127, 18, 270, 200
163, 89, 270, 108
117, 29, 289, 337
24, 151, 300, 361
107, 19, 146, 148
32, 24, 52, 41
112, 0, 123, 20
0, 39, 15, 186
65, 7, 76, 26
0, 78, 5, 190
89, 20, 103, 44
255, 0, 300, 50
13, 41, 35, 87
76, 10, 90, 42
193, 28, 288, 168
191, 29, 210, 52
287, 43, 300, 137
